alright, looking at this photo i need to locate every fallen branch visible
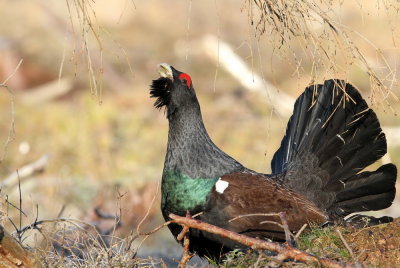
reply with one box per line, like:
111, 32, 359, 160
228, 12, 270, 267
169, 213, 355, 268
201, 35, 295, 117
1, 154, 50, 189
18, 78, 74, 105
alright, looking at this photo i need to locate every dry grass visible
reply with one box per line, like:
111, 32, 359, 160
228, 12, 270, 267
245, 0, 400, 108
65, 0, 104, 100
33, 222, 138, 268
0, 188, 160, 268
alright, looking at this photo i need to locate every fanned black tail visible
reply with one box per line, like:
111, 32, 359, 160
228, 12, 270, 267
272, 79, 397, 218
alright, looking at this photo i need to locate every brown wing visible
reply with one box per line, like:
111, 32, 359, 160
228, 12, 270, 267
202, 171, 328, 241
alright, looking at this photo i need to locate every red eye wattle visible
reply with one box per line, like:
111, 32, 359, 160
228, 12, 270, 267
179, 73, 192, 88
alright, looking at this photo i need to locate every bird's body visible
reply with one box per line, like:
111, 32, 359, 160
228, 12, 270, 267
150, 63, 397, 260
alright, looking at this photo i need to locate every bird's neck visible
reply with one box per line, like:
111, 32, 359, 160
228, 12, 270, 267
161, 106, 243, 217
163, 106, 243, 179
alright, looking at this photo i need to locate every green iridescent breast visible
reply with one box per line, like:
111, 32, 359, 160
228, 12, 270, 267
161, 170, 218, 216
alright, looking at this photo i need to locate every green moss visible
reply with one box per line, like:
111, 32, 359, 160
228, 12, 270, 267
297, 226, 352, 260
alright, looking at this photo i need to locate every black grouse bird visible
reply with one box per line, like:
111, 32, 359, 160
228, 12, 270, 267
150, 63, 397, 260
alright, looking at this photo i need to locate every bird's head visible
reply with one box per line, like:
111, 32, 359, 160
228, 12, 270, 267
150, 63, 198, 118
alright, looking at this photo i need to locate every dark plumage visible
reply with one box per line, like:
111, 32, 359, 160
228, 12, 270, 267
150, 63, 397, 261
150, 77, 172, 109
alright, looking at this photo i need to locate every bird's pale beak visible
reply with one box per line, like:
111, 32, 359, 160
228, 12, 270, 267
158, 63, 173, 80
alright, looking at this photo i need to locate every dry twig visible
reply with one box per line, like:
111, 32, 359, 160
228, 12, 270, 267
229, 212, 296, 244
177, 211, 195, 268
294, 223, 308, 242
177, 225, 193, 268
335, 228, 357, 262
277, 212, 293, 245
0, 59, 22, 163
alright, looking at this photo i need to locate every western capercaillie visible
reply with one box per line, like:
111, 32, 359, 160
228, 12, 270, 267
150, 63, 397, 260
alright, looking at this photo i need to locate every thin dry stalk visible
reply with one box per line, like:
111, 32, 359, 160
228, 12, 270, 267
65, 0, 103, 100
229, 212, 281, 222
252, 253, 264, 268
294, 223, 308, 241
0, 59, 22, 163
124, 180, 161, 253
229, 212, 296, 243
125, 221, 171, 252
335, 228, 356, 261
136, 180, 160, 235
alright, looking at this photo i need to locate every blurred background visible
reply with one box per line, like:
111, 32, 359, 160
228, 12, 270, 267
0, 0, 399, 264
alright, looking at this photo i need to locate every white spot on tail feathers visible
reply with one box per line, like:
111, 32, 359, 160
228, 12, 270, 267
215, 178, 229, 194
336, 134, 345, 144
336, 156, 343, 167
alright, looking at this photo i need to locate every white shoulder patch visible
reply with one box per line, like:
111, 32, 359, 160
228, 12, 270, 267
215, 178, 229, 194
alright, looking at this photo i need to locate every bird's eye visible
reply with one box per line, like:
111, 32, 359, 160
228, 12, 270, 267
178, 73, 192, 88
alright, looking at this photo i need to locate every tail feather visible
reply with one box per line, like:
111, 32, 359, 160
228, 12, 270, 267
331, 164, 396, 199
329, 164, 397, 216
333, 191, 396, 216
272, 79, 397, 217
